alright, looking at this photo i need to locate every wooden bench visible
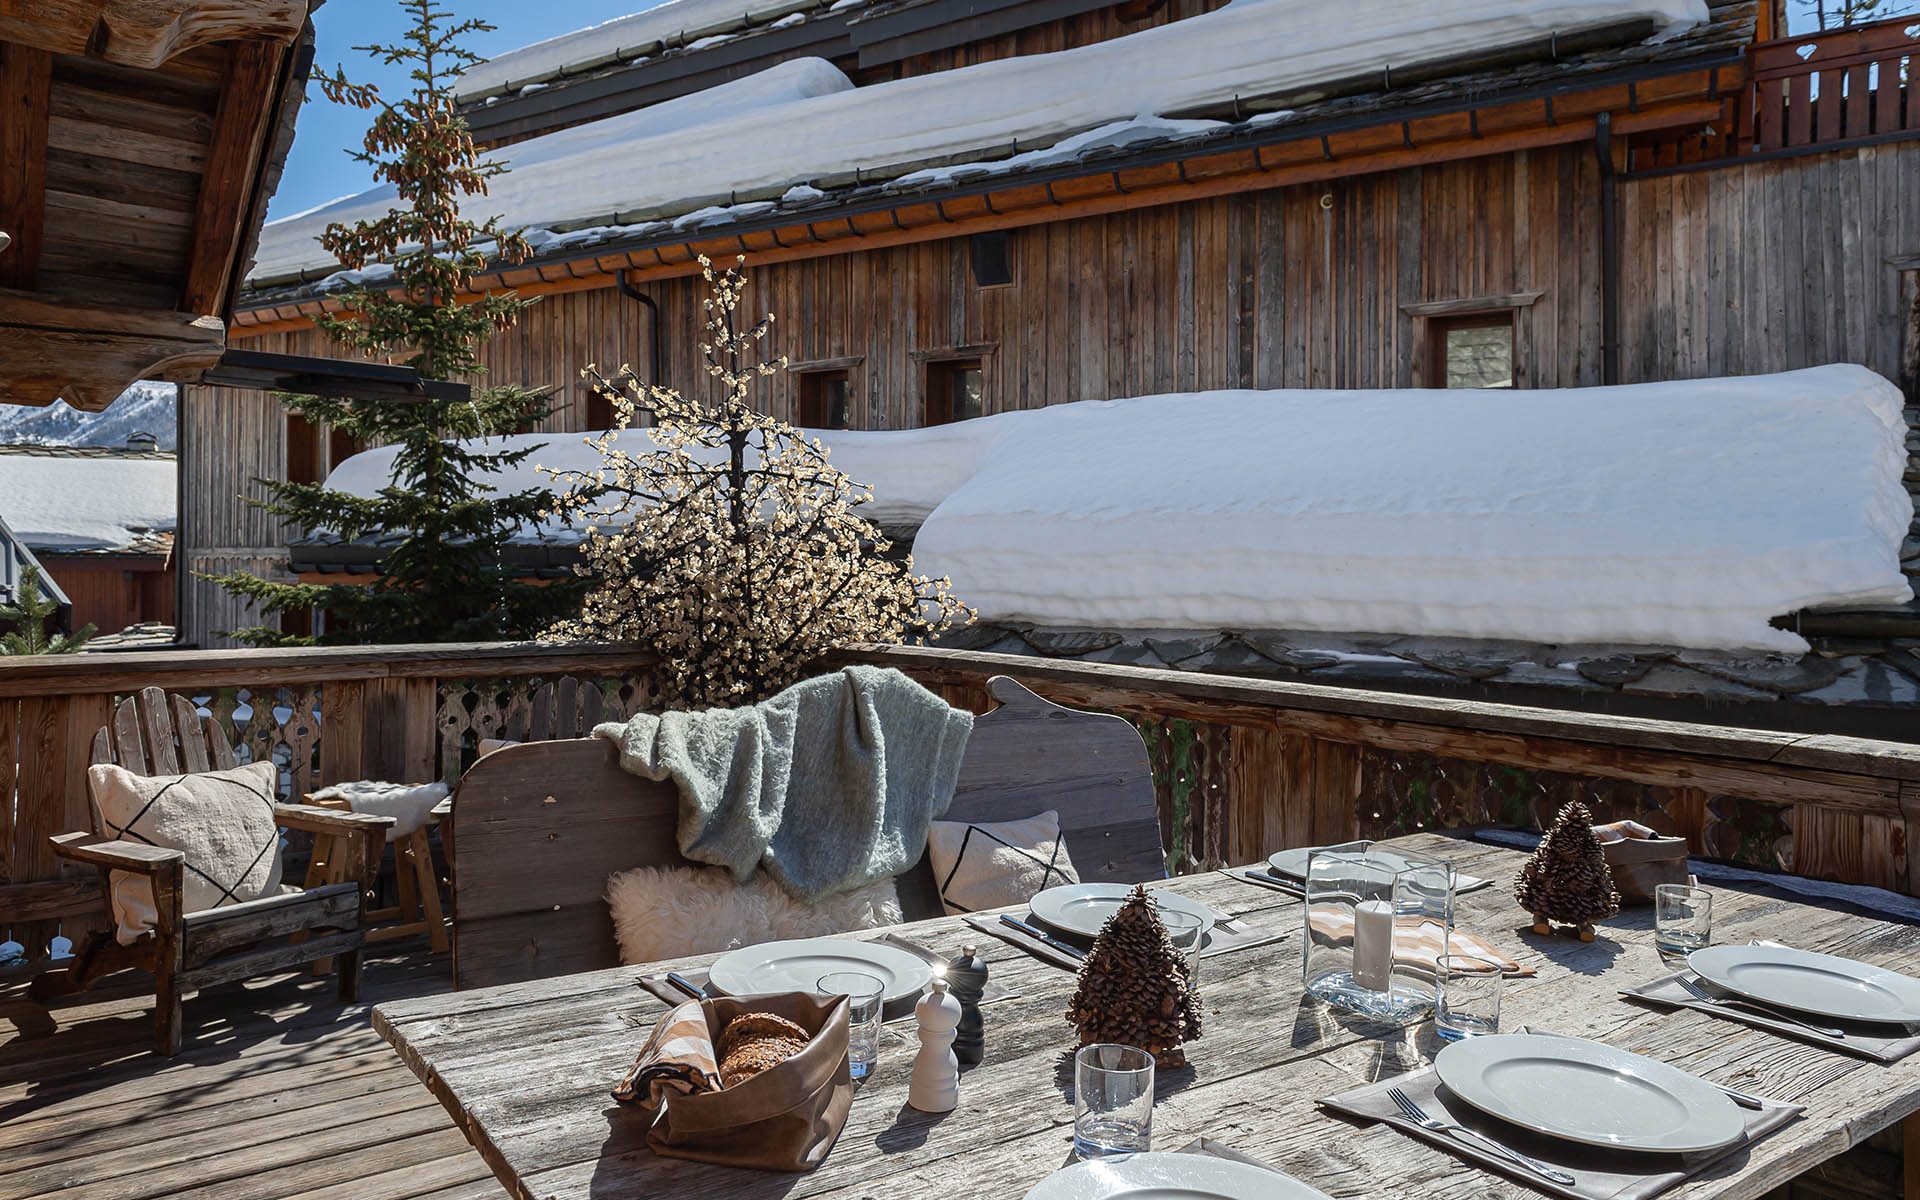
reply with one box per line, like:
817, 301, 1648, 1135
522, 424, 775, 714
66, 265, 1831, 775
449, 676, 1162, 989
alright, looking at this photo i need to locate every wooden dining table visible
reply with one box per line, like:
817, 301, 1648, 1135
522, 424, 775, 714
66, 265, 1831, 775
374, 833, 1920, 1200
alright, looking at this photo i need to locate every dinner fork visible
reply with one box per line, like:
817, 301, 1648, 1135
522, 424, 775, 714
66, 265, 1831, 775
1675, 976, 1845, 1039
1387, 1087, 1577, 1186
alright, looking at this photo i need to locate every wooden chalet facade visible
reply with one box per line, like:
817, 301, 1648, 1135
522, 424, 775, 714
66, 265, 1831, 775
189, 0, 1920, 695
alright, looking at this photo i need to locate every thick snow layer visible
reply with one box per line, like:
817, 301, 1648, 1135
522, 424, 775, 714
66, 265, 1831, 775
0, 454, 176, 550
322, 365, 1913, 653
253, 0, 1704, 285
910, 366, 1914, 653
254, 58, 854, 283
455, 0, 825, 98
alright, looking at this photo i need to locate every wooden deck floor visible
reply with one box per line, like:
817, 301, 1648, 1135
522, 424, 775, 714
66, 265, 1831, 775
0, 945, 503, 1200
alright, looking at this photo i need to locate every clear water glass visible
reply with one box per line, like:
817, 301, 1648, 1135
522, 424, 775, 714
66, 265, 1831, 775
1074, 1043, 1154, 1159
1655, 884, 1712, 965
1434, 953, 1503, 1042
817, 971, 885, 1082
1156, 907, 1206, 988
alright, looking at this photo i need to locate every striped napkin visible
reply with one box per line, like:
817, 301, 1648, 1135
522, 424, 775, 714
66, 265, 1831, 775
612, 999, 721, 1109
1306, 912, 1533, 977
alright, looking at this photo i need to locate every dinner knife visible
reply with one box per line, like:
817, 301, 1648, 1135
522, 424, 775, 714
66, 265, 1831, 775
1000, 914, 1086, 960
665, 971, 708, 1000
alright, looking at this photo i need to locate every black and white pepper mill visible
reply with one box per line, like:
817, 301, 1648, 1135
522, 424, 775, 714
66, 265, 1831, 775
947, 944, 988, 1066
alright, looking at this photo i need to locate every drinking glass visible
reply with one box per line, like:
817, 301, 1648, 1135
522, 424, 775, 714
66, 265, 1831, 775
1073, 1043, 1154, 1159
817, 971, 885, 1082
1655, 884, 1712, 965
1156, 907, 1206, 988
1434, 953, 1503, 1042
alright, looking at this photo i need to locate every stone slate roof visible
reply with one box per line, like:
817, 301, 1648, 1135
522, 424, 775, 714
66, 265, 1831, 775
931, 622, 1920, 740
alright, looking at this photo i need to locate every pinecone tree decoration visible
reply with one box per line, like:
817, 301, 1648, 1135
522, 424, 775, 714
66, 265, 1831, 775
1064, 886, 1202, 1067
1515, 800, 1621, 941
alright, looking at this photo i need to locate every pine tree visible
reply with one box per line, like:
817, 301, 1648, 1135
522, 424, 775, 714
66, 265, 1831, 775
0, 566, 94, 655
545, 256, 971, 708
209, 0, 578, 646
1514, 800, 1620, 940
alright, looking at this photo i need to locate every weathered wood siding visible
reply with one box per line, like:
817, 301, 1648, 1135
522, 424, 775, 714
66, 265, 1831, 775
194, 140, 1920, 644
852, 0, 1229, 85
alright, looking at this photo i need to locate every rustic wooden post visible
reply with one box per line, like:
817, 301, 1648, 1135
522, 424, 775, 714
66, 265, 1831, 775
11, 695, 68, 959
151, 855, 186, 1056
1308, 738, 1361, 846
318, 678, 366, 786
360, 676, 439, 783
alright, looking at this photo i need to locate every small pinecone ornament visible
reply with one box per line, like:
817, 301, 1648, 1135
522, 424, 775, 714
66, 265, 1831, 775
1515, 800, 1621, 941
1064, 886, 1202, 1067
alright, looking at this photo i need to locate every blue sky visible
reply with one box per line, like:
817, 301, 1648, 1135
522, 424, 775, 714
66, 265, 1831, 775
267, 0, 652, 221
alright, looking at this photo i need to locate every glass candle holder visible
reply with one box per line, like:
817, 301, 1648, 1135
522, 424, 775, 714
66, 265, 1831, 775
1302, 841, 1448, 1025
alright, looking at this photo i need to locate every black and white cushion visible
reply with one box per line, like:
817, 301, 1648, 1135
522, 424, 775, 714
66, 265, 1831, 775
87, 760, 284, 944
925, 810, 1080, 916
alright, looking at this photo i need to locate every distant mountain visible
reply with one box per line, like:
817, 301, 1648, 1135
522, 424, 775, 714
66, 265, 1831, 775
0, 382, 177, 450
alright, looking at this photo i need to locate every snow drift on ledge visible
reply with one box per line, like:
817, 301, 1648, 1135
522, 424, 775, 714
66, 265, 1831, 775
324, 365, 1914, 655
252, 0, 1706, 284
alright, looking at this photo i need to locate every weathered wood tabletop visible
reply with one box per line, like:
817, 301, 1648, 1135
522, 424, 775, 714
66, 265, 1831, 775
374, 834, 1920, 1200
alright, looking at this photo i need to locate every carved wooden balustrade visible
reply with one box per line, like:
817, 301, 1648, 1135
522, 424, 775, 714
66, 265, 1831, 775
4, 640, 1917, 966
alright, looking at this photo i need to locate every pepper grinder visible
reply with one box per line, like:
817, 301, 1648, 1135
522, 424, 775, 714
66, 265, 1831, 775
947, 944, 989, 1066
907, 976, 961, 1113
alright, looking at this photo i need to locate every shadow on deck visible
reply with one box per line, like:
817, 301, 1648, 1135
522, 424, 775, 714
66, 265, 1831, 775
0, 944, 503, 1200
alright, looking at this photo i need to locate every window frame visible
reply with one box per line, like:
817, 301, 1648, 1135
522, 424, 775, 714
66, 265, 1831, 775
923, 357, 985, 426
797, 368, 855, 430
1428, 310, 1519, 390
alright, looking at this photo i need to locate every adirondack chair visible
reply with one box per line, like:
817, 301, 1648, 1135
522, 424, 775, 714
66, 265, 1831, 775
447, 675, 1163, 989
28, 687, 393, 1055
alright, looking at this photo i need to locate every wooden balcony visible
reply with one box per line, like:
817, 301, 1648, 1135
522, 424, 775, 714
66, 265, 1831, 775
3, 639, 1918, 1199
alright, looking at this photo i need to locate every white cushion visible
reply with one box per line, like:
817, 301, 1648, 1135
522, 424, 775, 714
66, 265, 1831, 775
926, 810, 1080, 916
309, 780, 448, 842
87, 761, 284, 945
606, 864, 901, 966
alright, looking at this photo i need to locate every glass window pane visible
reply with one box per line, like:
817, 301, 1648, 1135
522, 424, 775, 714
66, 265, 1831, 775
953, 367, 983, 421
824, 377, 851, 429
1444, 323, 1514, 389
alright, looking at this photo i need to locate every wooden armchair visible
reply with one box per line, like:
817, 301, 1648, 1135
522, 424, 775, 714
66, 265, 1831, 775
28, 687, 393, 1055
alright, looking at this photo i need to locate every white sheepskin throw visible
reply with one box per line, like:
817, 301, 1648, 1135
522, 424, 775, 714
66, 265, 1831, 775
309, 780, 449, 842
606, 864, 902, 966
88, 760, 284, 945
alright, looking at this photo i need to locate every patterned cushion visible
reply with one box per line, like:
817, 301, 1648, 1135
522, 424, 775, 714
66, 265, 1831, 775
926, 810, 1080, 916
87, 760, 284, 945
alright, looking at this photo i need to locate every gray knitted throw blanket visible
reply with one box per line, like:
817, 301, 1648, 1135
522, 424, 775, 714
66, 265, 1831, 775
594, 665, 975, 902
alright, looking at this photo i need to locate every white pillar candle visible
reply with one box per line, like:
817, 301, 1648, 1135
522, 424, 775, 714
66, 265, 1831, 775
1352, 899, 1394, 992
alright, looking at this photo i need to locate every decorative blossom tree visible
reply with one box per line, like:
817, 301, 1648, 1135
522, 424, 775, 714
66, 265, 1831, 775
546, 256, 971, 708
210, 0, 577, 645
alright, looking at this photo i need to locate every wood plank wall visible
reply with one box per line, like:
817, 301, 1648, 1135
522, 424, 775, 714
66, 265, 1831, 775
196, 139, 1920, 645
852, 0, 1227, 84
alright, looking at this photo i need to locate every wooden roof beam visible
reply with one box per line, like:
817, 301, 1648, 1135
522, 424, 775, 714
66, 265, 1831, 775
180, 38, 282, 314
0, 288, 224, 410
0, 0, 305, 71
0, 43, 51, 291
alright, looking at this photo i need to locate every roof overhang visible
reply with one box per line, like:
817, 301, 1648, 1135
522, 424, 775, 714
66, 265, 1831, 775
238, 41, 1747, 331
0, 1, 314, 409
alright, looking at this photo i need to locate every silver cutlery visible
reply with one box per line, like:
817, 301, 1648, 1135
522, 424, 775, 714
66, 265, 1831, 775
1387, 1087, 1577, 1186
1242, 869, 1305, 895
1676, 976, 1845, 1039
1715, 1084, 1768, 1110
1000, 914, 1086, 960
665, 971, 708, 1000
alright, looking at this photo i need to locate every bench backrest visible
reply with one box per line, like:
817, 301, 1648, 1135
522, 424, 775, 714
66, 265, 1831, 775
450, 675, 1162, 990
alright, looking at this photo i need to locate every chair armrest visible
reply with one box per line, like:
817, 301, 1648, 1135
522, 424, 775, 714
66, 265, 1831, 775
49, 831, 184, 874
274, 803, 396, 838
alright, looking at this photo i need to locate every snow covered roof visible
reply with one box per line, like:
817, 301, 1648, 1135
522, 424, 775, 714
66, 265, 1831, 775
452, 0, 842, 101
248, 0, 1709, 290
317, 365, 1915, 656
0, 445, 177, 553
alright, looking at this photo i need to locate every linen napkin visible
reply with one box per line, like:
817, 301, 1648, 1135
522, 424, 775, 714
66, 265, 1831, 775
1319, 1053, 1802, 1199
965, 911, 1287, 971
1305, 911, 1533, 977
612, 999, 720, 1109
1622, 971, 1920, 1063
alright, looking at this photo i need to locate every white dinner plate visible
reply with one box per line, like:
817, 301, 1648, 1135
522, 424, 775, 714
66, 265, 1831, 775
1688, 944, 1920, 1024
706, 938, 932, 1006
1023, 1152, 1334, 1199
1267, 846, 1490, 892
1433, 1033, 1744, 1154
1029, 883, 1217, 941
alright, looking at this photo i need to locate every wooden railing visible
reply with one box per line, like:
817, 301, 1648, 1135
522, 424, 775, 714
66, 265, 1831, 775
6, 641, 1919, 964
1746, 15, 1919, 153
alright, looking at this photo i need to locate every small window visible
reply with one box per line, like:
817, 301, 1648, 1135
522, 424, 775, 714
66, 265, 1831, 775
798, 370, 853, 429
925, 359, 983, 426
1430, 313, 1516, 389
